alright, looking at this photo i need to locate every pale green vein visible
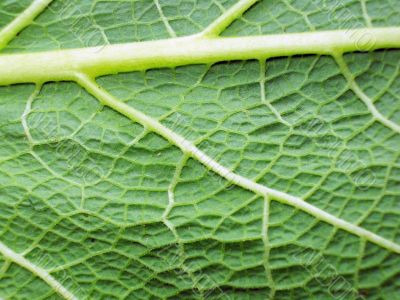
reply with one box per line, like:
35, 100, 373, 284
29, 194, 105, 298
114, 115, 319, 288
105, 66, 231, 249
0, 241, 77, 300
259, 59, 290, 126
1, 27, 400, 86
335, 54, 400, 134
281, 0, 315, 31
159, 153, 202, 298
354, 238, 366, 289
262, 196, 275, 298
199, 0, 260, 37
163, 154, 188, 232
1, 1, 398, 298
360, 0, 373, 28
153, 0, 176, 38
30, 151, 82, 187
0, 0, 53, 50
21, 84, 42, 144
75, 73, 400, 255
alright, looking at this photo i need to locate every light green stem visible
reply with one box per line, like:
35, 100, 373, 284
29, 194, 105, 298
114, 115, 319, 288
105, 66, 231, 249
0, 27, 399, 85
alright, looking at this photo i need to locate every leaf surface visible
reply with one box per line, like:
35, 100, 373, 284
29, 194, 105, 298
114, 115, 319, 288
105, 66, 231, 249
0, 0, 399, 299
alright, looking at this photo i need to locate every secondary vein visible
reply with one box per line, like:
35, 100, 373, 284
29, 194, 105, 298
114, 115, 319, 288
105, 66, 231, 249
0, 0, 54, 50
199, 0, 260, 37
0, 241, 77, 300
74, 73, 400, 255
335, 54, 400, 134
153, 0, 177, 38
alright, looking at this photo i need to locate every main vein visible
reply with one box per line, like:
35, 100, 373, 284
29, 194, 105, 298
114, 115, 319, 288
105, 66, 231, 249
75, 73, 400, 255
1, 27, 400, 85
0, 241, 77, 300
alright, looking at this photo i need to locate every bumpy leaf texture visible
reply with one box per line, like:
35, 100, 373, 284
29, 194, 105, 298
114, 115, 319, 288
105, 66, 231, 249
0, 0, 399, 299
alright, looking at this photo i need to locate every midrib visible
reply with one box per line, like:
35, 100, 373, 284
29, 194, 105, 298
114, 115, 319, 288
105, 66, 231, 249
0, 27, 400, 85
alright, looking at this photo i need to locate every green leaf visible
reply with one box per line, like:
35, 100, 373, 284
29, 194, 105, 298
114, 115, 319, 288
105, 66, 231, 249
0, 0, 399, 299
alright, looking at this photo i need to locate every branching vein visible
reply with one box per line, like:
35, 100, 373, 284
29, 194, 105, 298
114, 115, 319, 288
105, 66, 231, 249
21, 85, 42, 144
259, 59, 291, 126
199, 0, 259, 37
0, 0, 54, 50
335, 54, 400, 134
153, 0, 177, 38
360, 0, 373, 28
0, 241, 77, 300
262, 196, 275, 297
75, 73, 400, 255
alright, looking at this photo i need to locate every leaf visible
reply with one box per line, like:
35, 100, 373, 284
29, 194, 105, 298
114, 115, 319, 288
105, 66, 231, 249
0, 0, 399, 299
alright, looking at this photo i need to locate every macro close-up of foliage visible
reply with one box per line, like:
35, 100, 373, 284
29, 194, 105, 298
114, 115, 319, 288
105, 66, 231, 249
0, 0, 399, 299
